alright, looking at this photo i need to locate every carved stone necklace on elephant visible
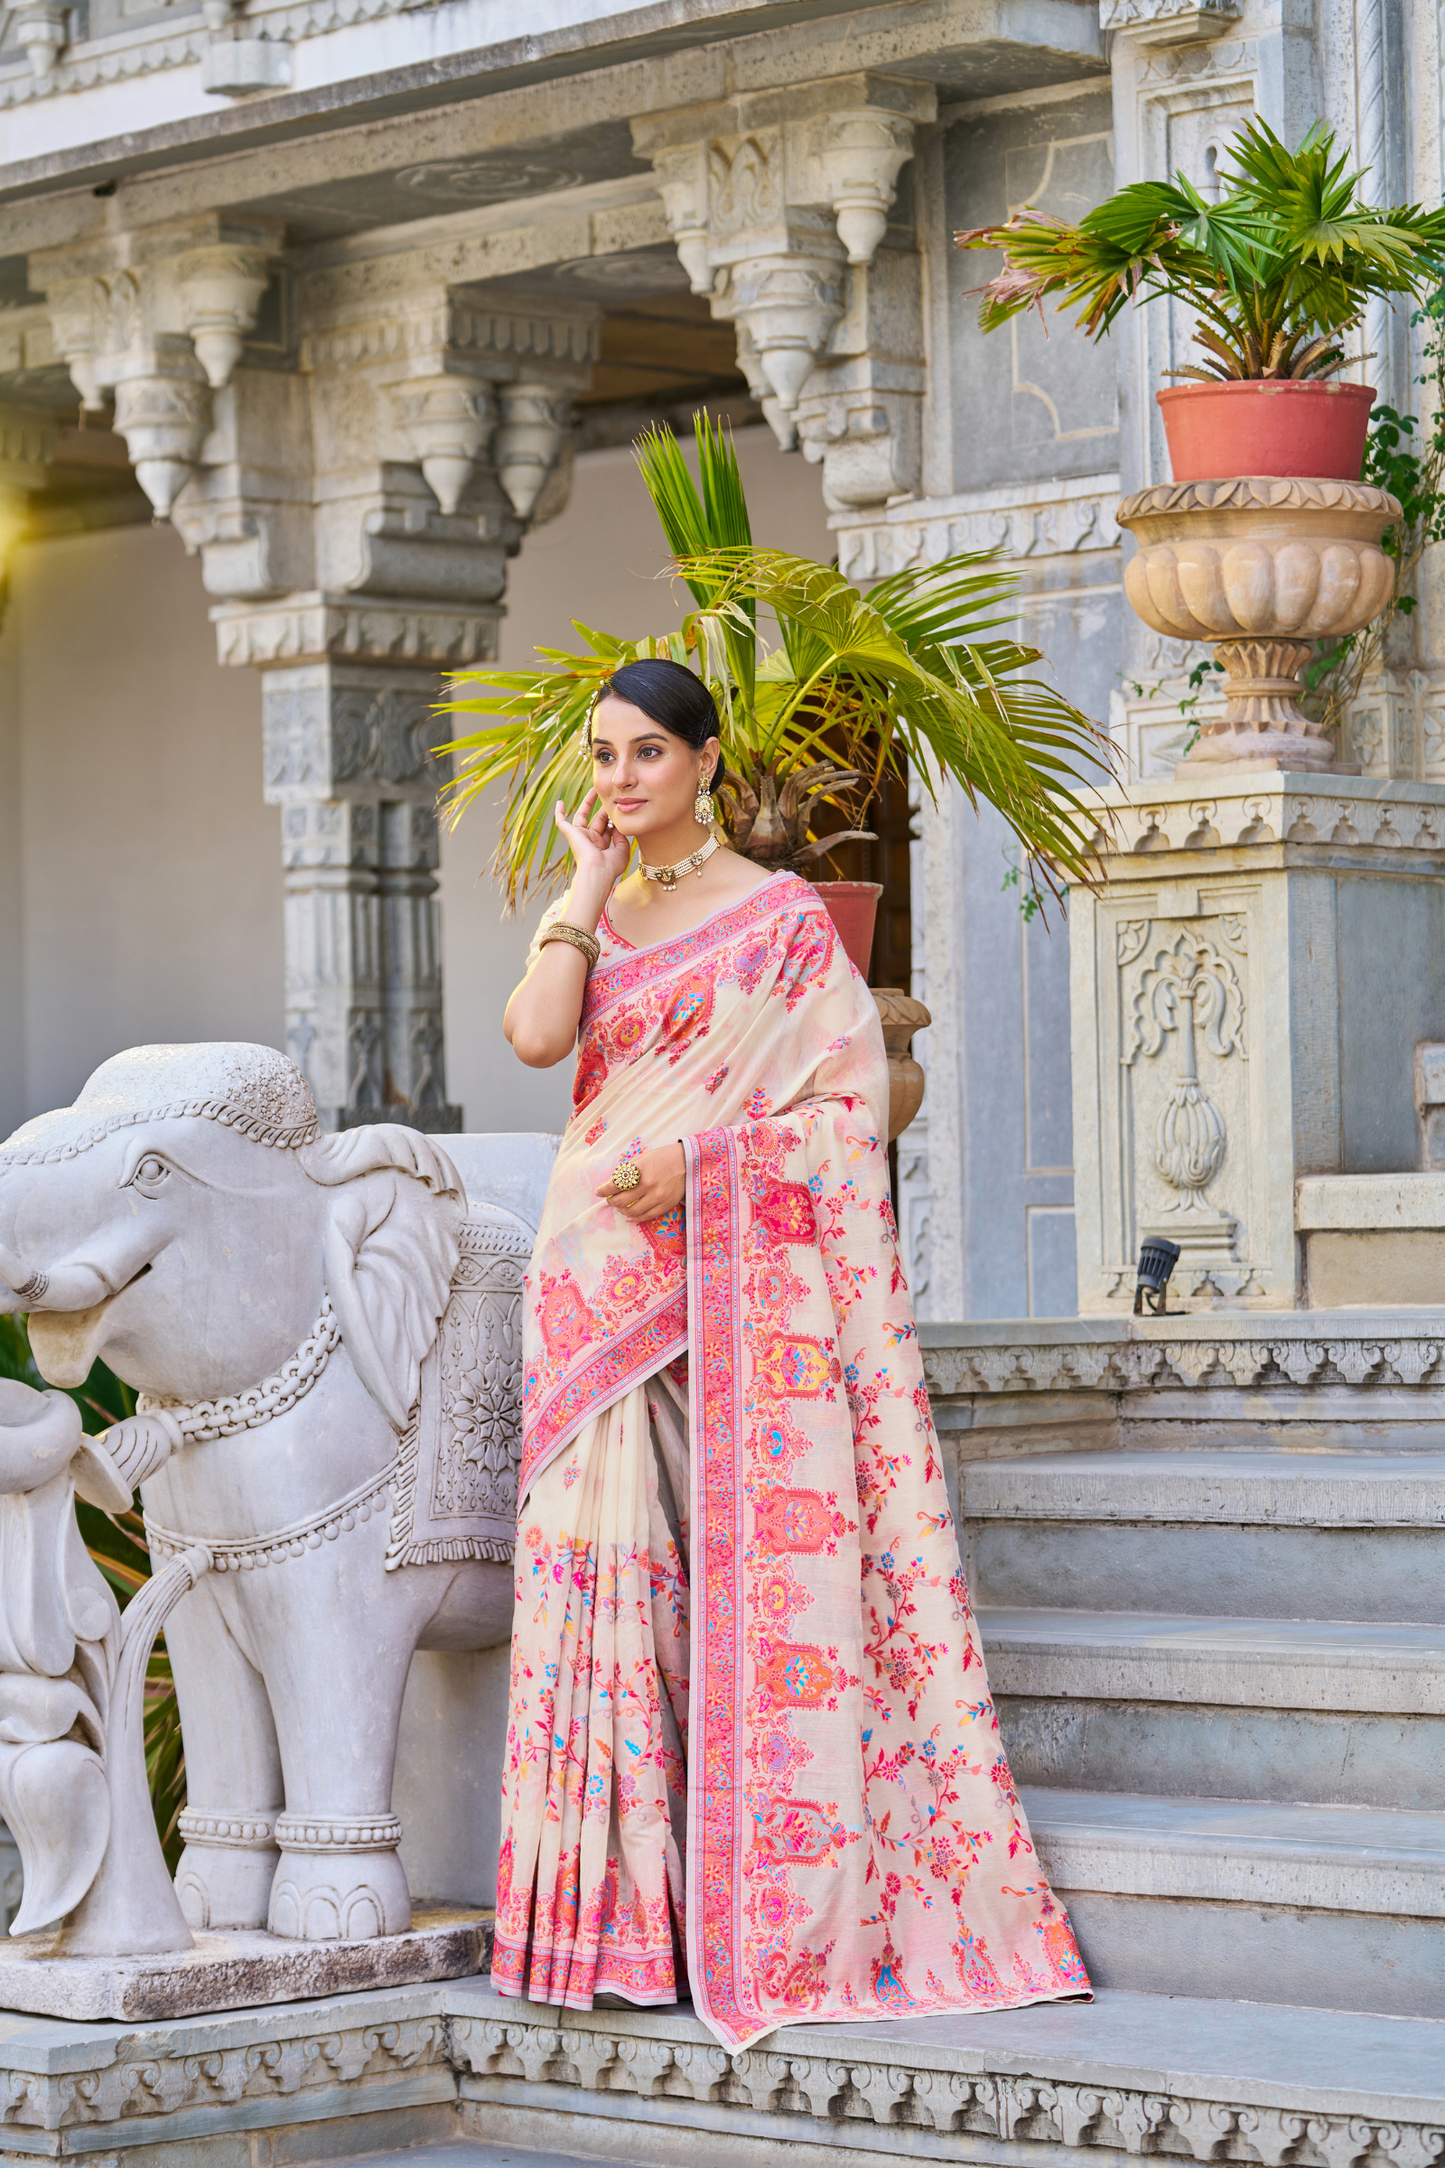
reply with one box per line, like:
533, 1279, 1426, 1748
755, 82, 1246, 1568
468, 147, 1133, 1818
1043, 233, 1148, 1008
0, 1041, 528, 1968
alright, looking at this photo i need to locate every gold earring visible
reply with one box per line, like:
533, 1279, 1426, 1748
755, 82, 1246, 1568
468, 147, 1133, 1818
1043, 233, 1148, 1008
694, 785, 716, 828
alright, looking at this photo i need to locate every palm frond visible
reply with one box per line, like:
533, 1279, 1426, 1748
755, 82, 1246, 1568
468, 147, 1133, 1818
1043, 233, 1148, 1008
956, 114, 1445, 383
438, 417, 1112, 903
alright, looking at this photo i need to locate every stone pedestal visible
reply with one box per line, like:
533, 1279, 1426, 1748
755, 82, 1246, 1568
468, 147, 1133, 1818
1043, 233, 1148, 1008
0, 1906, 487, 2022
1070, 771, 1445, 1313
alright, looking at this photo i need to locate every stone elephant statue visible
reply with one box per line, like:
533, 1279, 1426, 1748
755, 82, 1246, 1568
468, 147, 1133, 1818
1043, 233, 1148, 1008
0, 1041, 530, 1946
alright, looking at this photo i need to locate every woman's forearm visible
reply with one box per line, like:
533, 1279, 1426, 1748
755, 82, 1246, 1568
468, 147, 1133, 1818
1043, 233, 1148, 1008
504, 873, 612, 1066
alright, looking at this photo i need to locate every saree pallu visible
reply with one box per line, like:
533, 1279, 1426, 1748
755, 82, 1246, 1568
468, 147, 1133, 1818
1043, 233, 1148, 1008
496, 873, 1089, 2051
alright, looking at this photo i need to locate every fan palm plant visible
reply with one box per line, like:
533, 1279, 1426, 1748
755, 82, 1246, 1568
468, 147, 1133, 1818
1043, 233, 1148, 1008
437, 413, 1109, 905
955, 118, 1445, 382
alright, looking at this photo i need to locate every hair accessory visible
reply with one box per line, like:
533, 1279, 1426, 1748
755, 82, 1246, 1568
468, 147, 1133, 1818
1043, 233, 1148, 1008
611, 1158, 642, 1192
539, 922, 601, 969
640, 832, 720, 890
694, 786, 716, 828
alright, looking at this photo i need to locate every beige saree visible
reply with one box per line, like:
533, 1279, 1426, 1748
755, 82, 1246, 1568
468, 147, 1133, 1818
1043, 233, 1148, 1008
494, 873, 1088, 2050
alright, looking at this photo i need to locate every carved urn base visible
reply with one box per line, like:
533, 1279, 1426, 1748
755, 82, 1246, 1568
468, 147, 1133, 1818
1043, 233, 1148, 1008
1117, 477, 1401, 772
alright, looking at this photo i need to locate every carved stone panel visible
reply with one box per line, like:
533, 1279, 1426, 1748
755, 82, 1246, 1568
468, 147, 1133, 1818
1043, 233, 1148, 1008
943, 89, 1119, 494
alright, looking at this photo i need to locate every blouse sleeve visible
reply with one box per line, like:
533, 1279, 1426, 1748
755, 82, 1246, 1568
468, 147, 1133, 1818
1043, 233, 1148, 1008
522, 900, 568, 976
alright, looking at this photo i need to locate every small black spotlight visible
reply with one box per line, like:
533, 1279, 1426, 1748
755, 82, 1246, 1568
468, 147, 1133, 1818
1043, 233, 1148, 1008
1134, 1236, 1181, 1316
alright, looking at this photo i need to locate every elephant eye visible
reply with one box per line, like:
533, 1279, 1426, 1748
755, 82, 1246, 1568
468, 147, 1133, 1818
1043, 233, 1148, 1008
132, 1155, 170, 1190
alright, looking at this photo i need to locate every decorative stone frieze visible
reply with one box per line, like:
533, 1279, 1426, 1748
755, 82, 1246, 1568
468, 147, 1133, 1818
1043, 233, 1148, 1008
1099, 0, 1243, 44
1118, 478, 1401, 772
836, 475, 1122, 581
920, 1313, 1445, 1397
636, 75, 934, 460
11, 0, 69, 77
0, 1976, 1431, 2163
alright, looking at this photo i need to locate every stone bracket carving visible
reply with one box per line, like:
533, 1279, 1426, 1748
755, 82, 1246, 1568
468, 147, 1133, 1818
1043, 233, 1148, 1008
637, 74, 934, 453
31, 219, 283, 515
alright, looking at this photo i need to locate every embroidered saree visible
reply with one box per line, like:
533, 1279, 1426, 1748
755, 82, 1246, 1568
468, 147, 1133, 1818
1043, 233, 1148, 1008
495, 872, 1089, 2051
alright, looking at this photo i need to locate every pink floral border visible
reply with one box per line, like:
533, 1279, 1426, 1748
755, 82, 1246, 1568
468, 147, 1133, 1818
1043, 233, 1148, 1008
584, 877, 818, 1030
682, 1124, 758, 2050
520, 1289, 688, 1505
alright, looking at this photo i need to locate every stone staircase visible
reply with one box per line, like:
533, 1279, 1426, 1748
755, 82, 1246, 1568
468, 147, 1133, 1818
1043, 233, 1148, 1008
967, 1444, 1445, 2018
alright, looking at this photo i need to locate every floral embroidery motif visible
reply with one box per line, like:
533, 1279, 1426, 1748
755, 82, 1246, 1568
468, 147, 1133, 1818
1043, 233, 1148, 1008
751, 1797, 846, 1864
538, 1277, 594, 1362
753, 1487, 849, 1554
759, 1641, 844, 1708
755, 1334, 841, 1398
754, 1179, 818, 1244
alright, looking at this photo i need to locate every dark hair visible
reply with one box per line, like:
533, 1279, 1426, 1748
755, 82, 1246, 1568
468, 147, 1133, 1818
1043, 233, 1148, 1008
593, 658, 724, 790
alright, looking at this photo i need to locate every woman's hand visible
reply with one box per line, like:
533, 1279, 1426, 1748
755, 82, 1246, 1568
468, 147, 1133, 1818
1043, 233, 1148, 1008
556, 789, 630, 905
596, 1143, 686, 1223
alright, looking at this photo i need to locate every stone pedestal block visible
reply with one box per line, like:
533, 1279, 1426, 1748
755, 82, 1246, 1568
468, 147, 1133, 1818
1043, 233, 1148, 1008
0, 1906, 487, 2022
1071, 771, 1445, 1313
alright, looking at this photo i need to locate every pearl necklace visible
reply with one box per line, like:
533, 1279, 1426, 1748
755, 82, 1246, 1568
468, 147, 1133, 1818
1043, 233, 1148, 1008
639, 832, 719, 890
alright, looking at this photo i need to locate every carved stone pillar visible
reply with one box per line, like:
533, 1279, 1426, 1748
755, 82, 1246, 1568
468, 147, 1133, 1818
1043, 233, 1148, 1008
637, 74, 933, 459
213, 603, 499, 1131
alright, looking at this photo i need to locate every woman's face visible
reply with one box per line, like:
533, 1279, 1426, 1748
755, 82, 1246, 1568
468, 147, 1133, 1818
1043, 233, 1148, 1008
589, 696, 719, 840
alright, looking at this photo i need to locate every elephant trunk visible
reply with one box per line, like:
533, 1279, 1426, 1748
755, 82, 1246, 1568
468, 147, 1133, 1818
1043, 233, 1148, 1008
0, 1244, 115, 1315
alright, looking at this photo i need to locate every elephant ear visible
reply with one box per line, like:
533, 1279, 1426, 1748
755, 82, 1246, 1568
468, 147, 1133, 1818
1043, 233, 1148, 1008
304, 1126, 463, 1433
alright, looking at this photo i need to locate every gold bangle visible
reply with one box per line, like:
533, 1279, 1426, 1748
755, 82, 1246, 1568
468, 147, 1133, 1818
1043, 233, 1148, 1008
539, 922, 600, 969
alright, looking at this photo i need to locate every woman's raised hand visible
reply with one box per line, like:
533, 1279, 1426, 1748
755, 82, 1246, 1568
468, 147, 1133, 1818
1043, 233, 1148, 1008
556, 790, 630, 890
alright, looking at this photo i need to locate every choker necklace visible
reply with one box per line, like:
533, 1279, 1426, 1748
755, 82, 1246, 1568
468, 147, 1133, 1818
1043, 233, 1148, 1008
640, 832, 719, 889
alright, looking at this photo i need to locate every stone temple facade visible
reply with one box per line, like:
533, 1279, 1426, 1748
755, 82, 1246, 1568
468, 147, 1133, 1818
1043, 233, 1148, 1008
1, 0, 1445, 2152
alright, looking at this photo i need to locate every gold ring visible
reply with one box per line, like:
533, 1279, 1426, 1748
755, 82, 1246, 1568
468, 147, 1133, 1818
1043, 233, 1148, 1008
611, 1159, 641, 1192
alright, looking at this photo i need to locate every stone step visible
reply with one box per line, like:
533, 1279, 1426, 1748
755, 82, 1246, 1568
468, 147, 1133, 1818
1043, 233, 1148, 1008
1025, 1785, 1445, 2019
965, 1450, 1445, 1618
42, 1977, 1442, 2168
984, 1609, 1445, 1806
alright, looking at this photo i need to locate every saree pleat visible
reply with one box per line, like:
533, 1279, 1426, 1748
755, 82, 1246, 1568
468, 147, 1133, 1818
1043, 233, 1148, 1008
498, 874, 1091, 2049
496, 1383, 686, 2009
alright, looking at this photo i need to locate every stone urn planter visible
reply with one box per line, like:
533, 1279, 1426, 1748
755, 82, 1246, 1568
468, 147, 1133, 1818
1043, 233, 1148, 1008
1117, 476, 1401, 770
873, 988, 930, 1142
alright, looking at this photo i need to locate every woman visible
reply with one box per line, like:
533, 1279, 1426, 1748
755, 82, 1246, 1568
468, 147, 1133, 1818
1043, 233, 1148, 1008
496, 657, 1088, 2051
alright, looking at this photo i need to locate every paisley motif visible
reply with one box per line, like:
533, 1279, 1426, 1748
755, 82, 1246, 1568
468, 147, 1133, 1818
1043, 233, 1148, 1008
538, 1278, 594, 1363
753, 1178, 818, 1244
755, 1333, 840, 1398
753, 1487, 844, 1554
759, 1641, 839, 1708
751, 1796, 844, 1864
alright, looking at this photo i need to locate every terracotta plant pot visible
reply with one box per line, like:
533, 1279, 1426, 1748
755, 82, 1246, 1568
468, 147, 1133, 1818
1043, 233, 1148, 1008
813, 880, 882, 978
1157, 380, 1376, 483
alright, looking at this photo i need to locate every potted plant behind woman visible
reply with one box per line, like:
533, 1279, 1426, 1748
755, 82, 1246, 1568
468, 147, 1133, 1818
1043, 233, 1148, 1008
956, 120, 1445, 768
437, 413, 1107, 986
